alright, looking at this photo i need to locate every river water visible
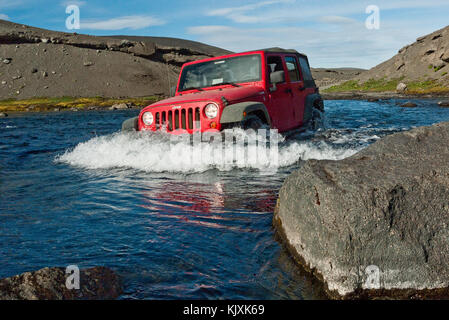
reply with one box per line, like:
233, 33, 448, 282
1, 99, 449, 299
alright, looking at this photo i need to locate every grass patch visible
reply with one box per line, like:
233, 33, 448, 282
323, 78, 449, 94
324, 78, 402, 92
407, 80, 449, 94
0, 96, 162, 112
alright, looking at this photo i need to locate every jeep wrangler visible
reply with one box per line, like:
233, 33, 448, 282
122, 48, 323, 133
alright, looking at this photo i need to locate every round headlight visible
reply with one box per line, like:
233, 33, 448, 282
142, 112, 154, 125
205, 103, 219, 119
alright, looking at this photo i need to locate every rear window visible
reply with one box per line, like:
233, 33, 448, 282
298, 57, 313, 82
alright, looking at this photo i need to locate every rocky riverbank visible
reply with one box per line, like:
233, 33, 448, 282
0, 266, 122, 300
321, 91, 449, 101
274, 121, 449, 299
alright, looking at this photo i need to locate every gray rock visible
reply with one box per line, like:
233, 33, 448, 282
274, 122, 449, 299
1, 81, 6, 85
0, 112, 8, 117
396, 82, 408, 93
0, 266, 122, 300
31, 68, 38, 73
83, 61, 94, 67
400, 101, 418, 108
42, 71, 48, 77
2, 58, 11, 64
437, 100, 449, 107
110, 103, 132, 110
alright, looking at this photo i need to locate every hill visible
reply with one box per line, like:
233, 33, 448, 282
326, 25, 449, 94
0, 19, 230, 100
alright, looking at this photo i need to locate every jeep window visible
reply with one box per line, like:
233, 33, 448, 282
179, 54, 262, 91
298, 57, 313, 81
267, 56, 285, 83
285, 56, 301, 82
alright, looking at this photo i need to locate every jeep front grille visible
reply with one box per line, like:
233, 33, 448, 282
154, 107, 202, 131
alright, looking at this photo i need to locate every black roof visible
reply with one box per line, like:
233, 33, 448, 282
252, 47, 308, 58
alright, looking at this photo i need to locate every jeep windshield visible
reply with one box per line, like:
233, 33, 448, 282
178, 54, 262, 92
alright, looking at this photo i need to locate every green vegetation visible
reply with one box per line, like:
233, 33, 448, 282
0, 96, 162, 112
324, 78, 403, 92
428, 64, 445, 72
442, 72, 448, 76
323, 78, 449, 94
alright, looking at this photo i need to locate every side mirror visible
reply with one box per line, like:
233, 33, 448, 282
169, 86, 176, 97
269, 70, 285, 92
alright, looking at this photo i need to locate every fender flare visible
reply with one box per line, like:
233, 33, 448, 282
121, 117, 138, 131
303, 94, 324, 124
219, 101, 271, 126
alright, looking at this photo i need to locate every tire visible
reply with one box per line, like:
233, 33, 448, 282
242, 115, 269, 130
310, 108, 323, 131
122, 117, 138, 132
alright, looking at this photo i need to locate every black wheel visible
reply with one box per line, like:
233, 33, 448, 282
121, 117, 138, 132
310, 108, 323, 131
242, 115, 268, 130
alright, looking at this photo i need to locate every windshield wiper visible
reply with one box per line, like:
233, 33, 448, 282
181, 87, 204, 92
209, 82, 241, 88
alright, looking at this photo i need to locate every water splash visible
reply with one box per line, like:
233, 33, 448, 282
56, 129, 360, 173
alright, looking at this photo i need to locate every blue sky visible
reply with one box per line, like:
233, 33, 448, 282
1, 0, 448, 69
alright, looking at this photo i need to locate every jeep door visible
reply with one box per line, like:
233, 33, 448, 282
266, 54, 295, 131
285, 55, 306, 126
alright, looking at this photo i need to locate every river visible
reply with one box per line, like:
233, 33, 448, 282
1, 99, 449, 299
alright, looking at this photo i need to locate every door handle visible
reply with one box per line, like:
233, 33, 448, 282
299, 86, 306, 91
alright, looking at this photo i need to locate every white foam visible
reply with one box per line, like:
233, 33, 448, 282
56, 131, 361, 173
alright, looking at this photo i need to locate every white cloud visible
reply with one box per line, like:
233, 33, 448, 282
319, 15, 356, 25
206, 0, 296, 24
0, 0, 20, 9
207, 0, 293, 16
60, 1, 87, 7
81, 15, 165, 30
0, 13, 9, 20
187, 20, 437, 69
193, 0, 449, 68
205, 0, 449, 25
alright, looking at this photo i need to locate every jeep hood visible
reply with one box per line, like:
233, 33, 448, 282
144, 85, 265, 109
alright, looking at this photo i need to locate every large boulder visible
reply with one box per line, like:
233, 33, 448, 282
396, 82, 408, 93
0, 266, 122, 300
274, 121, 449, 299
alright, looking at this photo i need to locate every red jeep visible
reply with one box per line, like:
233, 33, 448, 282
122, 48, 323, 133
